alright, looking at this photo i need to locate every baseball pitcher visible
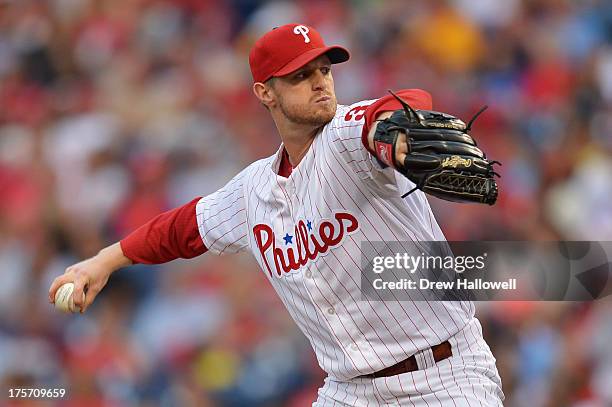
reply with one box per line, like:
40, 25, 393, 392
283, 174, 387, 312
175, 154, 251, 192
49, 24, 503, 406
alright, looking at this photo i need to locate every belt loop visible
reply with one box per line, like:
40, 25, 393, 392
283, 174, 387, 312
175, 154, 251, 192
414, 348, 431, 370
426, 346, 437, 367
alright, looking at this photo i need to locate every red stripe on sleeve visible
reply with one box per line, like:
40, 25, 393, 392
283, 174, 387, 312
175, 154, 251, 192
120, 197, 207, 264
361, 89, 433, 155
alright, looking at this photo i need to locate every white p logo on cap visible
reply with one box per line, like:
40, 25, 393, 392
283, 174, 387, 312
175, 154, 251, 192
293, 25, 310, 43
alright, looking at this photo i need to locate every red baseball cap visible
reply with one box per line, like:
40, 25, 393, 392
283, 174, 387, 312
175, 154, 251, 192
249, 23, 350, 83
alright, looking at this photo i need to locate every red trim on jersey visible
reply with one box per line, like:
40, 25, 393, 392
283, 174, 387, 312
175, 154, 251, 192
278, 148, 293, 178
361, 89, 433, 156
120, 197, 207, 264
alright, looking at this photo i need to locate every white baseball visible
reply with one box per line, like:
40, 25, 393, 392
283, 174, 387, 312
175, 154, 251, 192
54, 283, 83, 313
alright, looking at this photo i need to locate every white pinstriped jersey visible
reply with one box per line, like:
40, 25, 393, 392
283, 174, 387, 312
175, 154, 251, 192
196, 100, 474, 381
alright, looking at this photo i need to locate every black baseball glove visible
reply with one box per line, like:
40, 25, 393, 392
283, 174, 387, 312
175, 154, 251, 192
373, 91, 500, 205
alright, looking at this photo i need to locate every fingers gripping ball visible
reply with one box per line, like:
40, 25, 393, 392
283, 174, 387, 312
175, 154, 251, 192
373, 90, 501, 205
54, 283, 84, 313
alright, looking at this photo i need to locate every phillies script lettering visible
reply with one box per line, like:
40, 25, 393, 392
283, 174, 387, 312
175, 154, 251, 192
253, 213, 359, 277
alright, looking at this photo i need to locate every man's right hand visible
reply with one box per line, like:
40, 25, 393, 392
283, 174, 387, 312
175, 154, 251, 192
48, 242, 132, 313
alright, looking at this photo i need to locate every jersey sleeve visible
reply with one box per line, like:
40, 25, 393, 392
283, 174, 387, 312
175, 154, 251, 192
329, 89, 433, 189
196, 169, 249, 255
120, 197, 208, 265
329, 98, 378, 177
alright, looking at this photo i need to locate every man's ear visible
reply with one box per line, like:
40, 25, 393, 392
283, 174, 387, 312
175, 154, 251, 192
253, 81, 276, 108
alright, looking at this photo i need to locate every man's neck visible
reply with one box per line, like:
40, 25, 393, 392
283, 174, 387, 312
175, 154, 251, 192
276, 122, 321, 167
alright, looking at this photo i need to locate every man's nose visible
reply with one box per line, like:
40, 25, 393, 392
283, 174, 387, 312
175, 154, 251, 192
311, 70, 326, 90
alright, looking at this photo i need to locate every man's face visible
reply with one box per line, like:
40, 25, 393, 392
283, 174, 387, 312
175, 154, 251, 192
269, 55, 337, 127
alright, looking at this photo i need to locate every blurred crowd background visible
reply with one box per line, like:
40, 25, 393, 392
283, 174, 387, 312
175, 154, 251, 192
1, 0, 611, 406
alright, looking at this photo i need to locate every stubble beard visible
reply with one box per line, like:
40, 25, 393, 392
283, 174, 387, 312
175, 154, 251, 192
278, 96, 337, 127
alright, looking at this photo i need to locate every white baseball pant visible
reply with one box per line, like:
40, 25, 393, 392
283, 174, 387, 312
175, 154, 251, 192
313, 317, 504, 406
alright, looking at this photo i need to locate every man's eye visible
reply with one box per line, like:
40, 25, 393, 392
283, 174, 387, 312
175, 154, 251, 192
321, 67, 331, 74
295, 72, 307, 80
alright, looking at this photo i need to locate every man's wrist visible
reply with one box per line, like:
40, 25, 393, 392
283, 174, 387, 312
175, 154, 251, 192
367, 111, 394, 151
96, 242, 133, 272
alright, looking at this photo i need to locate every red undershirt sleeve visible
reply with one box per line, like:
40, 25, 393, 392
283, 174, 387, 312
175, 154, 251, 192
120, 197, 207, 264
360, 89, 433, 156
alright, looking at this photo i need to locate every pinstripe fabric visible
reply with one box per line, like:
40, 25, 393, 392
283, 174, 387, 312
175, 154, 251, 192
314, 318, 503, 406
195, 100, 501, 403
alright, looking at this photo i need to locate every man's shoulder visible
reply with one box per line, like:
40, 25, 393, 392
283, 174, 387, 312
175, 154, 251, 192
245, 155, 274, 170
332, 98, 378, 124
323, 99, 378, 140
236, 154, 275, 181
